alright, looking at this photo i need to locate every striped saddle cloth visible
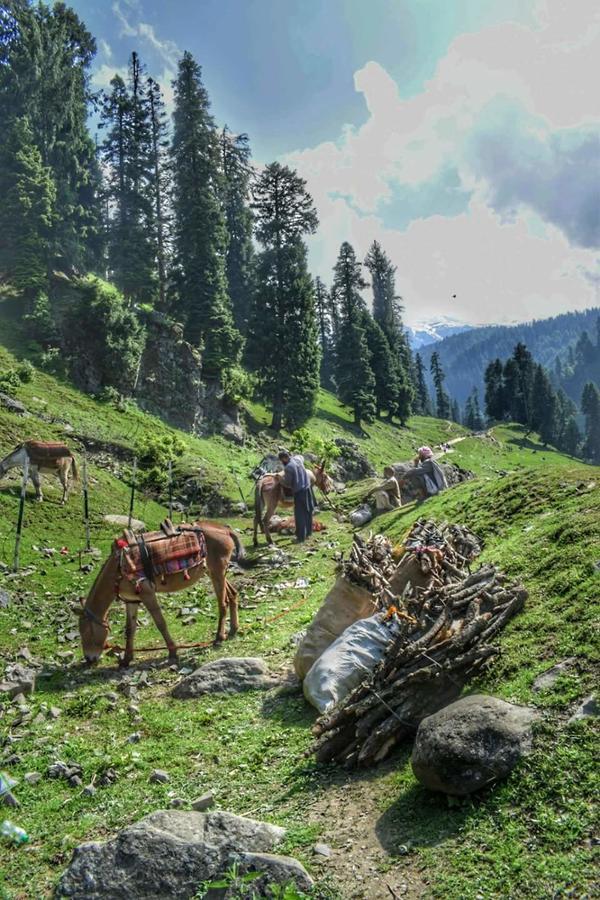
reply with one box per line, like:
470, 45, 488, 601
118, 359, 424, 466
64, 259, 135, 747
116, 521, 207, 586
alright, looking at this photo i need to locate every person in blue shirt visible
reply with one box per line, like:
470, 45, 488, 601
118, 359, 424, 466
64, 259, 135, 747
278, 448, 314, 542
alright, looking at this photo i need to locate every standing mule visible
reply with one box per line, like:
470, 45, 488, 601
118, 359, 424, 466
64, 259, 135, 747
0, 441, 78, 504
78, 522, 244, 668
253, 462, 333, 545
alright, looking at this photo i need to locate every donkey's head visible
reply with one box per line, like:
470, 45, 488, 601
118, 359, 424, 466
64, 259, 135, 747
314, 461, 334, 494
76, 599, 109, 665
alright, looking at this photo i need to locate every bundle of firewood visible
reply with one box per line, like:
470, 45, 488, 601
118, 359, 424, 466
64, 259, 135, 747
342, 533, 396, 601
311, 522, 526, 768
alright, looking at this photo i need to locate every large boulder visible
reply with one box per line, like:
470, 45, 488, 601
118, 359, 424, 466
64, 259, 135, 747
172, 658, 280, 699
56, 809, 313, 899
411, 694, 539, 796
332, 438, 375, 482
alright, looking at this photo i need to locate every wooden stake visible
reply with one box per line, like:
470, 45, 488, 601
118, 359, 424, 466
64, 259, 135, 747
82, 451, 91, 551
13, 457, 29, 573
168, 458, 173, 520
128, 457, 137, 529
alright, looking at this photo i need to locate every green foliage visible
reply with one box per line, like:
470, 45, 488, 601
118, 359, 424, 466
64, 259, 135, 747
0, 368, 20, 394
246, 163, 320, 430
289, 428, 340, 465
430, 350, 451, 419
22, 291, 58, 346
0, 116, 56, 296
61, 276, 146, 394
135, 431, 185, 489
221, 365, 256, 405
171, 52, 242, 372
219, 127, 255, 332
16, 360, 34, 384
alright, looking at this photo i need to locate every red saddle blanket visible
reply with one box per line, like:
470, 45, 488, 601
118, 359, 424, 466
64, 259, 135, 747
116, 528, 207, 585
24, 440, 72, 462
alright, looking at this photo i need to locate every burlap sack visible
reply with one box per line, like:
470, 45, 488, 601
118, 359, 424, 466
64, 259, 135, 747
388, 552, 434, 597
294, 576, 376, 679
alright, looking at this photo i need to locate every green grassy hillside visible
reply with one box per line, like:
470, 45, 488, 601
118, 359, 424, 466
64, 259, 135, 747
0, 308, 598, 899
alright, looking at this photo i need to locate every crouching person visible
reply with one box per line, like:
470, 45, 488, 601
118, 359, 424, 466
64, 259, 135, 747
370, 466, 402, 512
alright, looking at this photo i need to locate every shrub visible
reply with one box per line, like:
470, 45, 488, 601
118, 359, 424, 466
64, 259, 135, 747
135, 432, 185, 489
221, 365, 255, 406
0, 368, 20, 394
16, 360, 34, 383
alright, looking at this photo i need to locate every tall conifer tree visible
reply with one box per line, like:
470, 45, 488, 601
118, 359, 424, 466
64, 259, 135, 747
246, 162, 319, 429
219, 127, 255, 331
414, 352, 433, 416
581, 382, 600, 462
430, 351, 451, 419
146, 76, 170, 307
333, 242, 376, 428
171, 52, 241, 373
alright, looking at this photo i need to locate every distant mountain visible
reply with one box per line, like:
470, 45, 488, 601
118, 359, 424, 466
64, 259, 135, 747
407, 317, 474, 349
418, 307, 600, 405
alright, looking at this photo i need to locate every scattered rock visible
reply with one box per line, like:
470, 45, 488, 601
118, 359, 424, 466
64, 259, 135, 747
149, 769, 170, 784
47, 761, 83, 784
128, 732, 141, 744
103, 514, 146, 532
24, 772, 42, 785
568, 695, 598, 724
169, 797, 185, 809
332, 438, 375, 482
191, 791, 215, 812
412, 694, 539, 796
0, 664, 36, 698
532, 658, 576, 692
83, 783, 97, 798
172, 658, 280, 699
0, 588, 11, 609
0, 391, 27, 415
49, 706, 62, 719
222, 422, 245, 444
313, 842, 332, 858
56, 809, 312, 899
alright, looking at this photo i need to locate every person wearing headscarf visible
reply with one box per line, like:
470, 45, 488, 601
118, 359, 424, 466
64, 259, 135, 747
402, 446, 447, 498
278, 448, 315, 542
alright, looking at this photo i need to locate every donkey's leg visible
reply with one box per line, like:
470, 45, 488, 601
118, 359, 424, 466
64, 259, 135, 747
59, 465, 68, 505
226, 581, 239, 638
30, 468, 43, 502
209, 569, 228, 644
121, 600, 140, 668
140, 584, 178, 661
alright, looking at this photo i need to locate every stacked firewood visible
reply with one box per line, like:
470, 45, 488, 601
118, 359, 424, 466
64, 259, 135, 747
311, 521, 526, 768
342, 533, 396, 602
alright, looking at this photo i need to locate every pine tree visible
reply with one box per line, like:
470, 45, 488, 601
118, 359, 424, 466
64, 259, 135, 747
532, 364, 558, 445
246, 162, 319, 429
0, 2, 103, 271
314, 276, 335, 388
484, 358, 505, 421
581, 382, 600, 463
451, 398, 461, 424
414, 352, 433, 415
146, 76, 170, 307
171, 52, 241, 373
561, 417, 581, 456
100, 57, 157, 304
333, 242, 376, 428
219, 127, 255, 332
364, 239, 415, 416
430, 351, 451, 419
0, 116, 56, 298
511, 342, 535, 428
362, 312, 400, 419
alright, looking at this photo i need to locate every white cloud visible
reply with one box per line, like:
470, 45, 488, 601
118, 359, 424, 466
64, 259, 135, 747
284, 1, 600, 326
91, 63, 128, 91
110, 1, 179, 109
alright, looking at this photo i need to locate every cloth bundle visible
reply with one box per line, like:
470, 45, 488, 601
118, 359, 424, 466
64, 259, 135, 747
117, 528, 206, 586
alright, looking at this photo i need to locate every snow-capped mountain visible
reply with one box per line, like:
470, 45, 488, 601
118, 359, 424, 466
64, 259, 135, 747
406, 317, 474, 349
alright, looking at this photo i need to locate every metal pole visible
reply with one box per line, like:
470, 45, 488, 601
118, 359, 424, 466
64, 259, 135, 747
82, 451, 91, 551
128, 457, 137, 529
168, 458, 173, 520
13, 457, 29, 573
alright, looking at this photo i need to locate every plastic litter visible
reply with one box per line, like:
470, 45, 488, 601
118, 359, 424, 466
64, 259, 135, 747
1, 821, 29, 844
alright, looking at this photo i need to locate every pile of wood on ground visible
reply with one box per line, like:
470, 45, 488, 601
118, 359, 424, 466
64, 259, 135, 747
311, 519, 526, 767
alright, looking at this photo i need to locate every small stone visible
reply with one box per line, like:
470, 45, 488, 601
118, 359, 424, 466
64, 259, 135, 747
313, 842, 331, 858
83, 783, 97, 797
149, 769, 169, 784
57, 650, 75, 663
128, 732, 141, 744
568, 695, 598, 724
69, 775, 83, 788
105, 692, 119, 703
24, 772, 42, 785
169, 797, 185, 808
191, 791, 215, 811
49, 706, 61, 719
11, 693, 26, 706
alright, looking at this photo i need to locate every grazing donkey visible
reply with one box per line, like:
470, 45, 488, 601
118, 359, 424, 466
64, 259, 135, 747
0, 441, 78, 503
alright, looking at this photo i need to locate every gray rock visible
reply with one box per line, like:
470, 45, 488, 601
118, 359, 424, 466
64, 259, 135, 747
227, 850, 314, 894
332, 438, 375, 482
222, 422, 245, 444
532, 658, 576, 692
172, 658, 280, 699
313, 842, 331, 857
0, 392, 27, 415
568, 695, 598, 724
0, 664, 36, 698
103, 515, 146, 532
149, 769, 170, 784
191, 791, 215, 811
0, 588, 11, 608
24, 772, 42, 785
412, 694, 539, 796
55, 809, 308, 899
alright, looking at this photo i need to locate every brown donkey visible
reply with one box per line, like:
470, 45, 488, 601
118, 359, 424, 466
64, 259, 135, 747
253, 462, 333, 545
78, 522, 244, 667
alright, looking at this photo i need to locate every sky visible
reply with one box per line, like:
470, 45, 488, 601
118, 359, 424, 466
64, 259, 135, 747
72, 0, 600, 328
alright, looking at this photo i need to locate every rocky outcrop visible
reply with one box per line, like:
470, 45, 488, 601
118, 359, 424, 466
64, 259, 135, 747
392, 460, 473, 503
56, 809, 313, 899
411, 694, 539, 795
332, 439, 376, 482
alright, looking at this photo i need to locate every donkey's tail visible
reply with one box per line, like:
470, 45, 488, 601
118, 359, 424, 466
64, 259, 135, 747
70, 453, 79, 481
227, 526, 245, 563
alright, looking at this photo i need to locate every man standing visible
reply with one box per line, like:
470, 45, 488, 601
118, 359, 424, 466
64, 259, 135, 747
278, 448, 314, 542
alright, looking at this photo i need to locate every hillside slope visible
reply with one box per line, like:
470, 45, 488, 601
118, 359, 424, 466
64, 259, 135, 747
419, 306, 600, 403
0, 322, 598, 899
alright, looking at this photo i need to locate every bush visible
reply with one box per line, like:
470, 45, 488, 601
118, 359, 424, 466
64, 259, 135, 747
16, 360, 34, 383
23, 292, 58, 346
135, 432, 185, 490
0, 368, 20, 394
221, 365, 255, 406
290, 428, 341, 465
